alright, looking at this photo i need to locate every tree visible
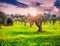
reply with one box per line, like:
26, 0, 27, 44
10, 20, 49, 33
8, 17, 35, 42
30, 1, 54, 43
0, 18, 2, 29
27, 14, 50, 32
6, 16, 13, 26
0, 11, 7, 28
34, 14, 48, 32
49, 14, 57, 25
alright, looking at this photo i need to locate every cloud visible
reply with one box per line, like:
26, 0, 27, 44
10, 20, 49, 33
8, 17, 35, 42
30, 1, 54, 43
0, 0, 28, 8
0, 0, 59, 15
17, 0, 56, 7
0, 3, 35, 15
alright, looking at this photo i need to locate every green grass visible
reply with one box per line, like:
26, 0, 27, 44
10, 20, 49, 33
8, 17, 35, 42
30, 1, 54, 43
0, 21, 60, 46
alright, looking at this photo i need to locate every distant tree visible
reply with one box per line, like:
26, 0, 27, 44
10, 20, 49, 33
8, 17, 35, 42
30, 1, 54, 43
50, 14, 57, 25
6, 16, 13, 26
0, 11, 7, 28
0, 17, 2, 29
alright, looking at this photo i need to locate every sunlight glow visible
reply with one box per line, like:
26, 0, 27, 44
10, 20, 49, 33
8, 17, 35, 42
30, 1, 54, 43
28, 7, 38, 16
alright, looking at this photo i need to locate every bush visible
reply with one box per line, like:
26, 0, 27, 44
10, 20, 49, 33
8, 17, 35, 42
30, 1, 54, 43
6, 17, 14, 26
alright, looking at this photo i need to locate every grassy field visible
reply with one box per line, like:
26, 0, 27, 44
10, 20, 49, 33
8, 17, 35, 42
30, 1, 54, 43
0, 22, 60, 46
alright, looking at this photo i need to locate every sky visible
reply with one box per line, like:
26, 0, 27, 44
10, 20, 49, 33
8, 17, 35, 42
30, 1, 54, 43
0, 0, 59, 15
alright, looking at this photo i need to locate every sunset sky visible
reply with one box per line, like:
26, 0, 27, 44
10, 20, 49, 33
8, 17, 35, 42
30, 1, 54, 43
0, 0, 59, 15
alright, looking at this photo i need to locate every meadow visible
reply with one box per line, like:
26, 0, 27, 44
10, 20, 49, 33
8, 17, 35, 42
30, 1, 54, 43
0, 21, 60, 46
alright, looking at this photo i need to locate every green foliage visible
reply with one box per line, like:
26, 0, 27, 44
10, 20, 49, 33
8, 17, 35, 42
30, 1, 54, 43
0, 12, 7, 25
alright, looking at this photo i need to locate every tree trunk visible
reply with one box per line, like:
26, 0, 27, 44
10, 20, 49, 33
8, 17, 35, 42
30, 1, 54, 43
0, 24, 1, 29
38, 23, 42, 32
24, 22, 26, 26
30, 21, 34, 27
35, 22, 42, 32
59, 20, 60, 25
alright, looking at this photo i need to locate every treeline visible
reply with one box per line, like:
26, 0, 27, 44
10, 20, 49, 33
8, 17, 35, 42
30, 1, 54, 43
0, 11, 60, 32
